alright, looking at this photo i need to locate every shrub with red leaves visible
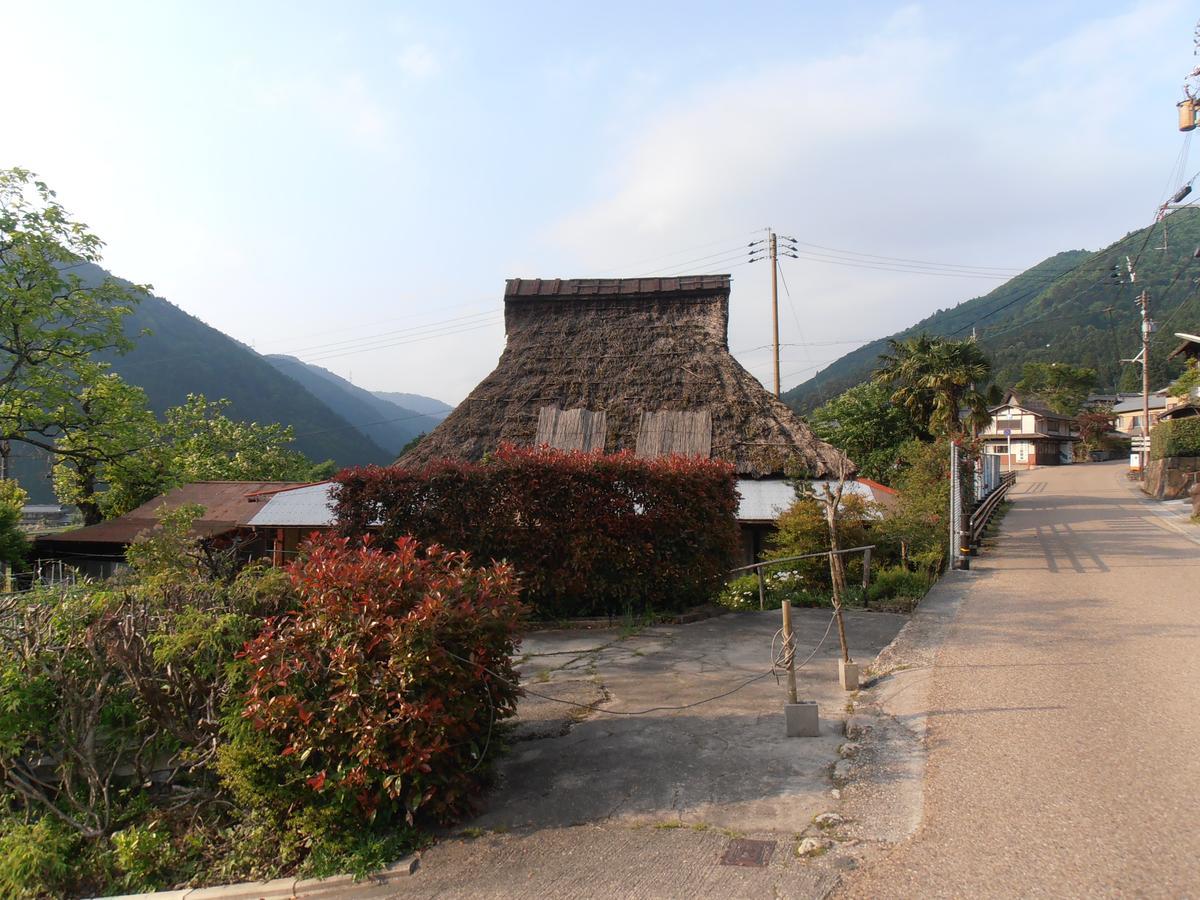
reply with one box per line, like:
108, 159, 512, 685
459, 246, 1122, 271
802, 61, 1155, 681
334, 445, 741, 618
239, 535, 524, 826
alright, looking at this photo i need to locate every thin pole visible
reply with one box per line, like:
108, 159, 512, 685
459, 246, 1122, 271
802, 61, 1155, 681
1140, 290, 1151, 470
780, 600, 798, 704
949, 442, 959, 569
770, 230, 780, 397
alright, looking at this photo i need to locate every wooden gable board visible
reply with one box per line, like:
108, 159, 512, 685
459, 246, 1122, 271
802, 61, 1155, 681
635, 409, 713, 459
535, 405, 607, 452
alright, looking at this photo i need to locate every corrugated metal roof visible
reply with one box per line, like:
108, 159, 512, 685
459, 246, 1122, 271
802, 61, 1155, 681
735, 478, 886, 522
34, 481, 309, 546
247, 482, 337, 527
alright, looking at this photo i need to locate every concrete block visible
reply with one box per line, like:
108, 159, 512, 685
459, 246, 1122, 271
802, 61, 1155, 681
183, 876, 297, 900
784, 701, 820, 737
839, 659, 859, 691
294, 856, 417, 897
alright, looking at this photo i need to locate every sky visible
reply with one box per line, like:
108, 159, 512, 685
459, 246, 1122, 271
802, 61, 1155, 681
4, 0, 1199, 404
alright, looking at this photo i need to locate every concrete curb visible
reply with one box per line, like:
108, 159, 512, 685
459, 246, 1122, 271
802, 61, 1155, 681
95, 855, 418, 900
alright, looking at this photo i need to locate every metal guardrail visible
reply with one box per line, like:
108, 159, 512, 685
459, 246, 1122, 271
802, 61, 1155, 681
969, 471, 1017, 544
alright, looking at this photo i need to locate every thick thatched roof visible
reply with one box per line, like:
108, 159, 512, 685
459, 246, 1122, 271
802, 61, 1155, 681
401, 276, 850, 478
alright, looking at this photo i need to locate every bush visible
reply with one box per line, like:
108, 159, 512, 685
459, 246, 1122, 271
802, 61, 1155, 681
717, 574, 763, 610
872, 438, 953, 574
1151, 417, 1200, 459
239, 535, 524, 830
764, 491, 874, 590
717, 570, 863, 611
0, 536, 299, 895
866, 566, 931, 605
0, 818, 80, 899
334, 445, 740, 618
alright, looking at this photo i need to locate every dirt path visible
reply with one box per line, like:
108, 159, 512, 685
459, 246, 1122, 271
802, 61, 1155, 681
838, 462, 1200, 897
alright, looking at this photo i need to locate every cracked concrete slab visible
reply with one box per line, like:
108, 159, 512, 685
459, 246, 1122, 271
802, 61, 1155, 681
386, 607, 907, 899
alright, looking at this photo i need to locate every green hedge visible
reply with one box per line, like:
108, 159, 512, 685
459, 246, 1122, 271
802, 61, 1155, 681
1150, 418, 1200, 459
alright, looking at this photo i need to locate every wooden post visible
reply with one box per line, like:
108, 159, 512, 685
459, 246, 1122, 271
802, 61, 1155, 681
756, 566, 766, 611
780, 600, 798, 704
273, 528, 284, 567
861, 546, 872, 590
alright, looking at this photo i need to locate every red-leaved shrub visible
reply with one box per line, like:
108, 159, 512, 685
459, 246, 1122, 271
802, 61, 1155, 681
334, 445, 740, 618
239, 535, 524, 826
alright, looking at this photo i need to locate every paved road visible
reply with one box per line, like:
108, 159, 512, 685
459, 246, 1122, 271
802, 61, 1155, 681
840, 462, 1200, 898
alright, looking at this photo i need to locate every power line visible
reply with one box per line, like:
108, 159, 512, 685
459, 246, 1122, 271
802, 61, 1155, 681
780, 238, 1026, 273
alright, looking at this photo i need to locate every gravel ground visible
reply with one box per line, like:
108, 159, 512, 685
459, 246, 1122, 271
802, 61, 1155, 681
837, 462, 1200, 898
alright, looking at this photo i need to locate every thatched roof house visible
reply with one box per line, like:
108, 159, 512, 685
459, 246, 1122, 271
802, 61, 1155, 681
401, 276, 849, 479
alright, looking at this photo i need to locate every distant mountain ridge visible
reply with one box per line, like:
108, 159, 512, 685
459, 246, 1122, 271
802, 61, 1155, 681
371, 391, 452, 420
264, 356, 448, 454
783, 212, 1200, 413
13, 262, 450, 500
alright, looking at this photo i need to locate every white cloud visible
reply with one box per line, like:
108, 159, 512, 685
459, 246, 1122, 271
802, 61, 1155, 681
253, 71, 391, 149
544, 5, 1191, 384
397, 43, 440, 81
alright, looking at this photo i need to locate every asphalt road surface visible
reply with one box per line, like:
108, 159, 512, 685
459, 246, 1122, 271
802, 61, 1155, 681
839, 462, 1200, 898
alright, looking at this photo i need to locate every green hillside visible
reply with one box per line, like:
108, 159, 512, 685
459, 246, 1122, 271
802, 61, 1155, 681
783, 210, 1200, 412
14, 267, 399, 504
75, 264, 395, 468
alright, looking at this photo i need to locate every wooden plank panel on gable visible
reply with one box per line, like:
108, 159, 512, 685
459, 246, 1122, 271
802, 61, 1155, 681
535, 405, 607, 451
635, 409, 713, 459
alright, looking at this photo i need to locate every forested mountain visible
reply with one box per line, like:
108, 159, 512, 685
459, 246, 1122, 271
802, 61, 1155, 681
265, 356, 447, 455
96, 288, 394, 471
783, 210, 1200, 412
80, 262, 397, 465
13, 262, 453, 502
371, 391, 453, 421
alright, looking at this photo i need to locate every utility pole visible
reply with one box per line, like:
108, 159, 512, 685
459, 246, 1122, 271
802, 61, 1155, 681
749, 229, 799, 398
769, 231, 780, 397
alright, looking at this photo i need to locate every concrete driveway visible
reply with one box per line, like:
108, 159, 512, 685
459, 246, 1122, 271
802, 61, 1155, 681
387, 607, 906, 899
836, 462, 1200, 897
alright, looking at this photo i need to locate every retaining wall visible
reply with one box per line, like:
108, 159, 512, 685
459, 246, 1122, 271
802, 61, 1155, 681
1142, 456, 1200, 500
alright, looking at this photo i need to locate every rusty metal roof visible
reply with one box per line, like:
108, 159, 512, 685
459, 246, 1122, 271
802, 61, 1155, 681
505, 275, 731, 299
34, 481, 311, 547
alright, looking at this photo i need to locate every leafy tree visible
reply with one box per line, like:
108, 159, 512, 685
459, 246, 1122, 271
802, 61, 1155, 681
1076, 409, 1117, 452
1013, 362, 1097, 414
0, 478, 28, 566
49, 366, 156, 525
873, 438, 953, 574
808, 381, 921, 484
1167, 359, 1200, 400
53, 390, 324, 520
873, 335, 992, 436
0, 168, 140, 465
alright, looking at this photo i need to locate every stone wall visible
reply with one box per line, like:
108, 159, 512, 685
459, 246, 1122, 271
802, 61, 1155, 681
1142, 456, 1200, 500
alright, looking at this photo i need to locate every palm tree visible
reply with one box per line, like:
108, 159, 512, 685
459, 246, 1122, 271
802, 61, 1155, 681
874, 335, 992, 437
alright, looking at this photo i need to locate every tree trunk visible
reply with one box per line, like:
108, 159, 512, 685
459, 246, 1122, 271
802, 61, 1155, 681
822, 482, 852, 664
